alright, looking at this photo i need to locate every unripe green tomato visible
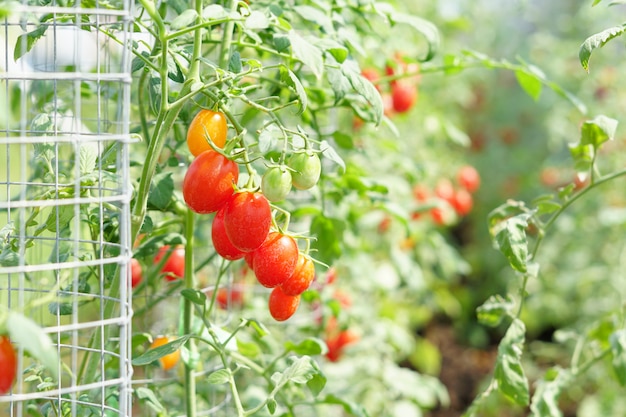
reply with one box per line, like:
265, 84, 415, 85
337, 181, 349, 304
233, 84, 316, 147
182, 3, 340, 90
262, 166, 292, 202
288, 152, 321, 190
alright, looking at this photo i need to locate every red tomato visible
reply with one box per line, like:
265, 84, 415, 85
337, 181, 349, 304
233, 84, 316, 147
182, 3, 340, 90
268, 286, 301, 321
391, 81, 417, 113
154, 245, 185, 281
224, 192, 271, 252
281, 253, 315, 296
211, 207, 246, 261
253, 232, 299, 288
0, 335, 17, 394
325, 329, 359, 362
451, 188, 473, 216
456, 165, 480, 193
215, 285, 245, 310
183, 150, 239, 214
434, 178, 455, 203
130, 258, 143, 288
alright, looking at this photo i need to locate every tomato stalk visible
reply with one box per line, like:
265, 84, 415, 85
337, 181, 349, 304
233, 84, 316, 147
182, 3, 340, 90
183, 207, 197, 417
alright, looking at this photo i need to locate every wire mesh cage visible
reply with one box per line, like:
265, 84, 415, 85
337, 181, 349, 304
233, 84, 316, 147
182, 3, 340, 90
0, 1, 133, 416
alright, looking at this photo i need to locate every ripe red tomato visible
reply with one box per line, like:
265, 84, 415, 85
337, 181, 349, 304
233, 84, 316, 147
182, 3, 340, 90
183, 150, 239, 214
0, 335, 17, 394
215, 285, 245, 310
434, 178, 455, 203
261, 166, 292, 202
288, 152, 321, 190
211, 207, 246, 261
187, 109, 228, 157
268, 286, 301, 321
154, 245, 185, 281
391, 81, 417, 113
149, 336, 180, 371
253, 232, 299, 288
451, 188, 473, 216
224, 192, 271, 252
326, 329, 359, 362
130, 258, 143, 288
281, 253, 315, 296
456, 165, 480, 193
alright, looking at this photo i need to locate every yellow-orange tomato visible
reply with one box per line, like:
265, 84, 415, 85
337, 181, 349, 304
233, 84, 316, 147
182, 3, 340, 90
186, 109, 228, 156
149, 336, 180, 371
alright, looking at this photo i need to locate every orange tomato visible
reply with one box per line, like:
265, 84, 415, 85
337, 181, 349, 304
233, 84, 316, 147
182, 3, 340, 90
186, 109, 228, 156
149, 336, 180, 371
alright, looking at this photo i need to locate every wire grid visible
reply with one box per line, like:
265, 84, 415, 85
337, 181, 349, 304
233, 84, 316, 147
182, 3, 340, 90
0, 1, 133, 416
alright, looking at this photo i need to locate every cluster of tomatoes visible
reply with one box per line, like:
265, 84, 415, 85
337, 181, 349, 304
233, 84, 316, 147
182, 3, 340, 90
360, 52, 421, 119
0, 335, 17, 394
416, 164, 481, 226
180, 109, 319, 322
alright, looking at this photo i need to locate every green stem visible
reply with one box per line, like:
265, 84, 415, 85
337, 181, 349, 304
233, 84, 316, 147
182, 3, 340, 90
184, 208, 197, 417
218, 0, 238, 70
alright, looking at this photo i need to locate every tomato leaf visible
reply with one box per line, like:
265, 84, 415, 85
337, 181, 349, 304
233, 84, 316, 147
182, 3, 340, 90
320, 140, 345, 172
282, 67, 308, 115
569, 115, 617, 173
307, 372, 327, 397
180, 289, 206, 306
319, 394, 370, 417
7, 311, 59, 379
170, 9, 198, 31
579, 24, 626, 72
288, 31, 324, 79
245, 10, 269, 30
14, 25, 47, 61
476, 295, 515, 327
610, 330, 626, 385
494, 318, 529, 406
228, 51, 242, 74
136, 387, 166, 413
271, 356, 317, 386
515, 69, 542, 101
132, 335, 190, 366
490, 213, 530, 273
285, 337, 327, 355
147, 172, 174, 211
529, 367, 572, 417
310, 214, 344, 266
207, 368, 231, 385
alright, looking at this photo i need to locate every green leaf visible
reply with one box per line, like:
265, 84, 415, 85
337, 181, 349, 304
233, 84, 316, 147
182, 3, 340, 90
14, 25, 47, 61
579, 24, 626, 72
166, 55, 184, 83
532, 194, 562, 216
271, 356, 317, 387
136, 387, 166, 413
494, 319, 529, 406
180, 289, 206, 306
307, 372, 327, 397
580, 115, 618, 149
207, 368, 231, 385
267, 398, 277, 415
529, 367, 572, 417
442, 119, 470, 147
0, 247, 20, 267
343, 63, 383, 125
515, 69, 542, 101
258, 124, 281, 153
476, 295, 515, 327
147, 172, 174, 211
332, 131, 354, 149
245, 10, 269, 30
320, 394, 369, 417
288, 31, 324, 79
45, 205, 75, 234
610, 330, 626, 385
79, 143, 98, 177
491, 214, 531, 273
228, 51, 242, 73
315, 38, 348, 63
376, 4, 439, 62
203, 4, 228, 20
7, 312, 59, 379
310, 214, 344, 266
282, 67, 307, 115
285, 337, 327, 355
293, 5, 333, 33
170, 9, 198, 30
132, 335, 190, 366
320, 140, 345, 172
273, 34, 291, 53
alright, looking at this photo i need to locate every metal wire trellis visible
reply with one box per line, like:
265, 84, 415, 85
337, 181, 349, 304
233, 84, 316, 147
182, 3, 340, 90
0, 1, 133, 416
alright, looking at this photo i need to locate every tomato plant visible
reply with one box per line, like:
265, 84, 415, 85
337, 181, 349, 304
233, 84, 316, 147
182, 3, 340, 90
261, 166, 292, 202
182, 150, 239, 214
0, 335, 17, 394
186, 109, 228, 157
223, 192, 271, 252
